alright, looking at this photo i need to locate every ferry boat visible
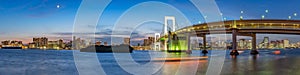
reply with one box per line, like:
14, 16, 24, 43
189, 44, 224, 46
80, 44, 134, 53
1, 45, 22, 49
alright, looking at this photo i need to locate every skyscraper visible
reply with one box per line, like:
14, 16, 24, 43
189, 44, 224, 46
259, 37, 269, 49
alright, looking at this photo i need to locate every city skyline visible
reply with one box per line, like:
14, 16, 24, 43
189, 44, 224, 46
2, 0, 300, 44
2, 1, 300, 74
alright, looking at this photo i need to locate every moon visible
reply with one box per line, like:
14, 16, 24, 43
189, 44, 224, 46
56, 4, 60, 8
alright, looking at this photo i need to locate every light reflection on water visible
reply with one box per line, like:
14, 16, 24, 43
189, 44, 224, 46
154, 60, 208, 75
1, 49, 300, 75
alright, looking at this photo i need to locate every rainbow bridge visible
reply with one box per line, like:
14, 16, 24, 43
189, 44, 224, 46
160, 19, 300, 54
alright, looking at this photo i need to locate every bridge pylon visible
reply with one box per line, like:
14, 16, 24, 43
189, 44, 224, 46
231, 28, 258, 55
164, 16, 176, 50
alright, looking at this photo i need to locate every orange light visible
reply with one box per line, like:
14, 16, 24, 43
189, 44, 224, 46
273, 50, 281, 55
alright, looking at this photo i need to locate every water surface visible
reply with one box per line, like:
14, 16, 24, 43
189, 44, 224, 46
0, 49, 300, 75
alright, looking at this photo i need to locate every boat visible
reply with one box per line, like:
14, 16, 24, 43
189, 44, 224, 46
1, 45, 22, 49
1, 47, 22, 49
80, 44, 134, 53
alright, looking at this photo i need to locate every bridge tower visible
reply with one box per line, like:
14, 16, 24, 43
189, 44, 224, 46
154, 33, 160, 51
164, 16, 176, 50
164, 16, 176, 34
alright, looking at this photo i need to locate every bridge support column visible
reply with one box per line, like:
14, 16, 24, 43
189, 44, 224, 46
197, 34, 207, 50
252, 33, 256, 50
203, 35, 207, 50
232, 29, 237, 50
199, 34, 208, 55
251, 33, 259, 55
187, 33, 191, 50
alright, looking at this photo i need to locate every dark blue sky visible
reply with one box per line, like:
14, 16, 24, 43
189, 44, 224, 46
1, 0, 300, 44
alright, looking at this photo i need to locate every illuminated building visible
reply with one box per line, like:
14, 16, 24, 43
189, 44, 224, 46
72, 36, 87, 49
58, 39, 65, 49
238, 39, 246, 49
269, 41, 275, 49
96, 41, 102, 46
1, 40, 23, 47
142, 37, 155, 47
269, 40, 284, 49
65, 41, 73, 50
28, 43, 36, 49
1, 41, 9, 45
259, 37, 269, 49
283, 39, 290, 48
148, 37, 154, 44
238, 39, 252, 50
46, 39, 66, 50
48, 41, 59, 49
143, 39, 149, 46
33, 37, 48, 48
278, 40, 284, 48
246, 40, 252, 49
124, 38, 130, 45
104, 42, 108, 46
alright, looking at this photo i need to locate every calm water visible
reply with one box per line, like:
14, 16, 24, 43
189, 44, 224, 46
0, 49, 300, 75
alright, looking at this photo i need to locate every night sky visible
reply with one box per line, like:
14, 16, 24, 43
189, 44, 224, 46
1, 0, 300, 44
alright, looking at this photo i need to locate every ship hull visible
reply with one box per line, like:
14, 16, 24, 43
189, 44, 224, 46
80, 45, 134, 53
1, 47, 22, 49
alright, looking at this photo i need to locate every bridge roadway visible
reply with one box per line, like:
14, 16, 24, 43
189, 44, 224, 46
171, 19, 300, 54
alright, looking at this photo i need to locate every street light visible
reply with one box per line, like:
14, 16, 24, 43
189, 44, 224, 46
265, 10, 269, 13
262, 15, 265, 19
264, 9, 268, 19
288, 16, 292, 19
240, 16, 243, 20
240, 11, 244, 20
294, 13, 297, 16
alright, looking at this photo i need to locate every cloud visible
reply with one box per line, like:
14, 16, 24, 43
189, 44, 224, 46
50, 29, 145, 39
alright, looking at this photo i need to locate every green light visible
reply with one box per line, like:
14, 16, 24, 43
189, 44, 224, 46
168, 40, 188, 50
160, 38, 165, 41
